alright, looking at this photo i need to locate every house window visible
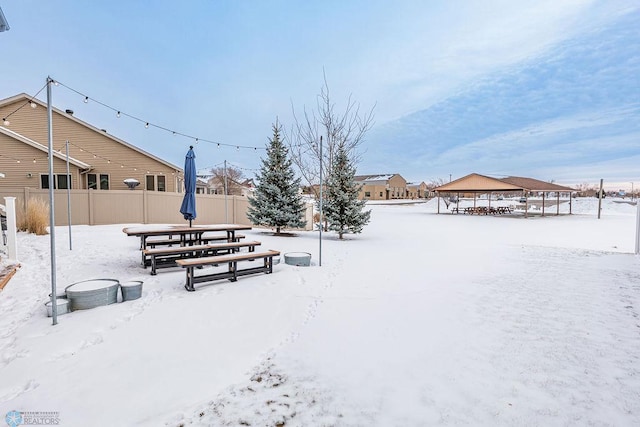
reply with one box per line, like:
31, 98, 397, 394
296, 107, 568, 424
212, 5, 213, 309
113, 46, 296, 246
40, 174, 72, 189
100, 174, 109, 190
364, 191, 371, 198
57, 174, 70, 189
87, 173, 110, 190
145, 175, 167, 191
379, 192, 383, 197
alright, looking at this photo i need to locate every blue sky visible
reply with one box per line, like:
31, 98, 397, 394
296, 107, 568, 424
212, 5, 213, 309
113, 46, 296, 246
1, 1, 638, 189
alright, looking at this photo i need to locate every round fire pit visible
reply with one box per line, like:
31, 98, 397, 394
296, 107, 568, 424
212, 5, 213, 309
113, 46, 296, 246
284, 252, 311, 267
65, 279, 120, 311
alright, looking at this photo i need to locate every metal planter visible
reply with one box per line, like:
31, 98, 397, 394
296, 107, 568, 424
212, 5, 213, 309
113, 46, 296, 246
284, 252, 312, 266
45, 299, 70, 317
65, 279, 120, 311
120, 280, 143, 302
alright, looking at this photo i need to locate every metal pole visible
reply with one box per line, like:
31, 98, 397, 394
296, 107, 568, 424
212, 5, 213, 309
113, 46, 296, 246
319, 135, 323, 267
597, 179, 603, 219
223, 160, 228, 223
66, 140, 72, 250
47, 77, 58, 325
635, 200, 640, 255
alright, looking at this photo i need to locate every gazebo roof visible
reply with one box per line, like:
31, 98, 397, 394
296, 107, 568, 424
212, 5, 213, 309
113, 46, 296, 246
434, 173, 575, 193
500, 176, 575, 192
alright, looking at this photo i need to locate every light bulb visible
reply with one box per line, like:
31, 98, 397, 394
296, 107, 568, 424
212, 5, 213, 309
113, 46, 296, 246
116, 111, 121, 118
2, 118, 9, 126
33, 158, 36, 163
195, 138, 199, 144
84, 96, 88, 103
145, 123, 149, 129
30, 101, 37, 109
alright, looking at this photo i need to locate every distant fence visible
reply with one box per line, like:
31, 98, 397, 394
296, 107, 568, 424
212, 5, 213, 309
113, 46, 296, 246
0, 188, 314, 230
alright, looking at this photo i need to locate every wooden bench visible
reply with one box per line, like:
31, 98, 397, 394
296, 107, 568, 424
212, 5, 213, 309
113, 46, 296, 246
143, 240, 261, 275
176, 250, 280, 291
146, 234, 245, 248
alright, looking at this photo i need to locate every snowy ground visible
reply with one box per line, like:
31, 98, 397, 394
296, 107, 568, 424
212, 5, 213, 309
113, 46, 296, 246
0, 198, 639, 426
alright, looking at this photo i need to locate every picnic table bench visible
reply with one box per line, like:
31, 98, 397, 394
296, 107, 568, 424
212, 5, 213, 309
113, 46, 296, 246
143, 240, 261, 275
146, 233, 246, 248
176, 250, 280, 291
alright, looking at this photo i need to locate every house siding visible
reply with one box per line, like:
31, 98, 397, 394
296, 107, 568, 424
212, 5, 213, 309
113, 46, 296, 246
0, 131, 83, 188
0, 98, 180, 192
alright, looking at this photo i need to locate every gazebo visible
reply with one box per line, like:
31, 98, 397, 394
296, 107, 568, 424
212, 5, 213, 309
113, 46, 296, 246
434, 173, 576, 217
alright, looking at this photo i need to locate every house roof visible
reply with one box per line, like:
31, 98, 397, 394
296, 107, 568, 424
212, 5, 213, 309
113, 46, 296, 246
434, 173, 575, 192
0, 125, 91, 169
354, 173, 403, 185
0, 93, 181, 172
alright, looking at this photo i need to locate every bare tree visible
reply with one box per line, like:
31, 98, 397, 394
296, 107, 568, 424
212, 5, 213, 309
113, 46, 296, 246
207, 165, 245, 196
427, 177, 453, 208
287, 73, 375, 199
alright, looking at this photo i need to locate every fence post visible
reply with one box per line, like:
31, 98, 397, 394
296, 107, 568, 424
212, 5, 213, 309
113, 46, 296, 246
88, 189, 94, 225
4, 197, 18, 261
143, 190, 149, 224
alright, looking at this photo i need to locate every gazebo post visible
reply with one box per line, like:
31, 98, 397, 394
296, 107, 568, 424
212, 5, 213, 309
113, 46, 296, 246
524, 191, 528, 219
473, 193, 477, 209
570, 193, 573, 214
437, 191, 440, 214
556, 192, 560, 216
542, 192, 546, 217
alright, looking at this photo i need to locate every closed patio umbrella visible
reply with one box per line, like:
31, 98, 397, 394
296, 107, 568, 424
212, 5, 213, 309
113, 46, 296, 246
180, 146, 197, 227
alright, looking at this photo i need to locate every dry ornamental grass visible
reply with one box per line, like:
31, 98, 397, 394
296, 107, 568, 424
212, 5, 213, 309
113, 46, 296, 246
18, 198, 49, 235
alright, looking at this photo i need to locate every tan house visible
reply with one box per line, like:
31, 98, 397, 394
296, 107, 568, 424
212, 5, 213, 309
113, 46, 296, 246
354, 174, 408, 200
0, 93, 182, 192
407, 181, 428, 199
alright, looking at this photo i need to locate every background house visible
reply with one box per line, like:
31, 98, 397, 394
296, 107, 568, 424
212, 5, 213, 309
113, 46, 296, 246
354, 174, 408, 200
407, 181, 428, 199
0, 94, 182, 192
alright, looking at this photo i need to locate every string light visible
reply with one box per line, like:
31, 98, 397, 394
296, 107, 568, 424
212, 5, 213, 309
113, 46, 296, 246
2, 118, 9, 126
145, 122, 149, 129
50, 79, 267, 152
116, 111, 121, 118
84, 96, 89, 103
30, 101, 37, 109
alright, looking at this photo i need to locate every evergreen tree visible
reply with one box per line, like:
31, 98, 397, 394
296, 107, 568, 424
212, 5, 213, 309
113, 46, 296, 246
247, 122, 307, 234
323, 143, 371, 239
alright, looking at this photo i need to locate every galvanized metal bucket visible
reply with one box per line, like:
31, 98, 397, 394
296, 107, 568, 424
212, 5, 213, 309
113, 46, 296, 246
284, 252, 312, 266
120, 280, 143, 302
45, 299, 70, 317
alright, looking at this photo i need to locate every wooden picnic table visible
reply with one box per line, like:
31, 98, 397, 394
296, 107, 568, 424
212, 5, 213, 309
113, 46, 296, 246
123, 224, 252, 264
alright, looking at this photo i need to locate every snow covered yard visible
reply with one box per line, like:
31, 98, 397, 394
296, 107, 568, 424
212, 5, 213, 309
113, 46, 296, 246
1, 199, 639, 426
